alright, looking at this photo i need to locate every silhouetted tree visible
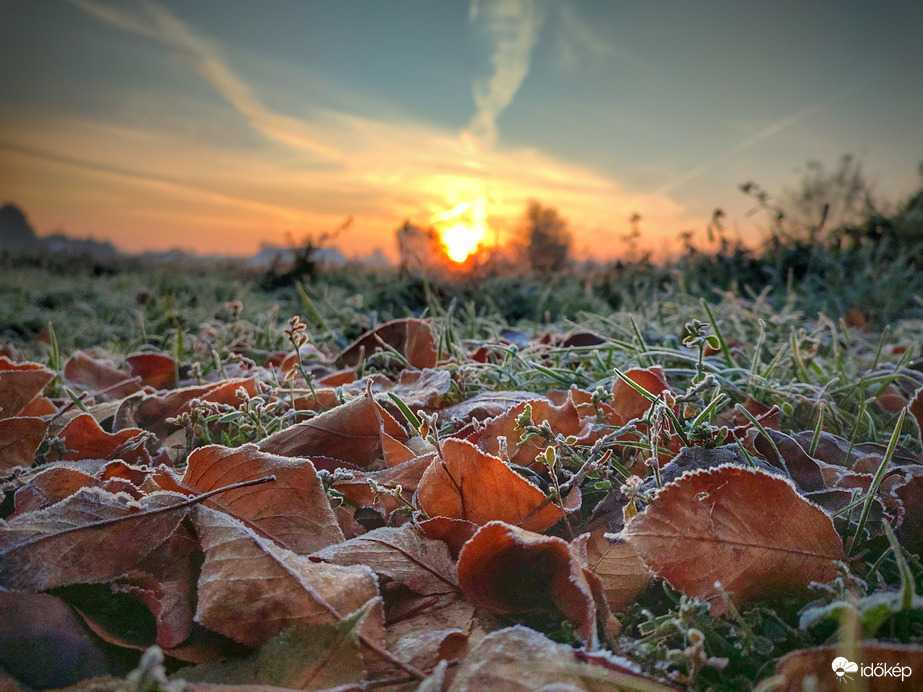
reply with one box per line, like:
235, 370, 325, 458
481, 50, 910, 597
0, 203, 41, 253
520, 200, 572, 273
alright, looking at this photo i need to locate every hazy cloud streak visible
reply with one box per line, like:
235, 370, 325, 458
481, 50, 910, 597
67, 0, 341, 160
465, 0, 546, 146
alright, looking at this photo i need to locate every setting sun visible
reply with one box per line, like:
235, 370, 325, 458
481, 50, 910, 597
442, 223, 480, 262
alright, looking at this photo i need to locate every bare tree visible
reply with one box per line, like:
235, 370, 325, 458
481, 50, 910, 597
520, 200, 572, 273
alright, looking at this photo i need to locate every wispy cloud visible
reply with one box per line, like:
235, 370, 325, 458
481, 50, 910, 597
67, 0, 341, 160
465, 0, 546, 146
656, 82, 865, 195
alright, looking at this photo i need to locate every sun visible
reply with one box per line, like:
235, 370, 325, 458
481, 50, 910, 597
442, 223, 480, 263
431, 198, 488, 264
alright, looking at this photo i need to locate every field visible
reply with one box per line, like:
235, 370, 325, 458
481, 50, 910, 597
2, 204, 923, 692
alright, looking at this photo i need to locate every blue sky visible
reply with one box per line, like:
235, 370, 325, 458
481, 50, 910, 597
0, 0, 921, 258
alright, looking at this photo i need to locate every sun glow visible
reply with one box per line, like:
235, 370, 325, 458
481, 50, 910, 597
431, 198, 488, 263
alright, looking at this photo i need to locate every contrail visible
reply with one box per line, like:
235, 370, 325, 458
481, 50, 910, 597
655, 81, 866, 195
465, 0, 546, 146
67, 0, 341, 161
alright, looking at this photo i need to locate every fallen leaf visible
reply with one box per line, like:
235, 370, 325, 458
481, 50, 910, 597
333, 453, 433, 517
124, 352, 178, 390
338, 318, 437, 369
259, 395, 383, 466
191, 505, 379, 647
477, 397, 581, 467
0, 487, 195, 591
572, 529, 651, 613
623, 465, 844, 613
0, 416, 47, 473
179, 605, 376, 689
0, 591, 111, 690
772, 642, 923, 691
457, 521, 599, 646
12, 465, 141, 516
418, 517, 479, 559
183, 444, 343, 554
416, 438, 564, 533
611, 366, 670, 425
0, 356, 54, 419
51, 413, 150, 464
311, 524, 458, 595
446, 625, 670, 692
64, 350, 141, 400
911, 385, 923, 442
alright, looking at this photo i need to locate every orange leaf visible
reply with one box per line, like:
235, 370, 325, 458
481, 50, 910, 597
124, 352, 178, 390
191, 505, 379, 647
623, 465, 844, 613
338, 318, 438, 369
476, 397, 581, 467
457, 522, 599, 646
572, 529, 651, 613
63, 349, 140, 400
259, 394, 383, 466
51, 413, 150, 464
0, 357, 54, 419
183, 444, 343, 553
0, 416, 47, 474
416, 438, 564, 533
611, 366, 670, 425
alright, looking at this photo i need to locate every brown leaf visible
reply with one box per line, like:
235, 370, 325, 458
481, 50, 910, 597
191, 505, 379, 647
311, 524, 458, 595
446, 625, 672, 692
0, 591, 111, 690
124, 352, 178, 390
572, 529, 651, 613
52, 413, 150, 464
183, 444, 343, 554
338, 318, 438, 369
623, 465, 844, 613
333, 453, 433, 517
0, 487, 194, 591
457, 521, 599, 646
440, 391, 541, 423
911, 385, 923, 442
418, 517, 479, 560
611, 366, 670, 425
64, 349, 141, 400
12, 465, 141, 516
19, 394, 57, 417
0, 416, 47, 474
111, 524, 200, 649
773, 642, 923, 691
115, 378, 258, 442
0, 356, 54, 419
752, 428, 826, 491
259, 395, 383, 466
477, 397, 581, 467
416, 438, 564, 533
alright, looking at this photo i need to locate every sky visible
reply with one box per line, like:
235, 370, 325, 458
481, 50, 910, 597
0, 0, 921, 260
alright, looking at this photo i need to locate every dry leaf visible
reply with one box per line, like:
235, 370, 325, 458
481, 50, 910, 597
0, 356, 54, 419
623, 465, 844, 613
124, 352, 178, 390
12, 465, 140, 516
446, 625, 670, 692
0, 591, 111, 690
457, 522, 599, 646
191, 505, 379, 647
311, 524, 458, 595
183, 444, 343, 554
911, 385, 923, 442
64, 350, 141, 400
0, 416, 47, 473
610, 366, 670, 425
338, 318, 438, 369
0, 487, 193, 591
416, 438, 564, 533
477, 397, 581, 467
52, 413, 150, 464
418, 517, 479, 559
259, 395, 383, 466
572, 529, 651, 613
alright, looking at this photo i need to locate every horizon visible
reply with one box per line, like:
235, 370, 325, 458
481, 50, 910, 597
1, 0, 921, 261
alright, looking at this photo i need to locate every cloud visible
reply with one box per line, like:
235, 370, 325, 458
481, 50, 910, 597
465, 0, 547, 146
656, 81, 865, 195
67, 0, 341, 160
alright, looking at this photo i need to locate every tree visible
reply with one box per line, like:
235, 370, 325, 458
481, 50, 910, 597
520, 200, 572, 273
